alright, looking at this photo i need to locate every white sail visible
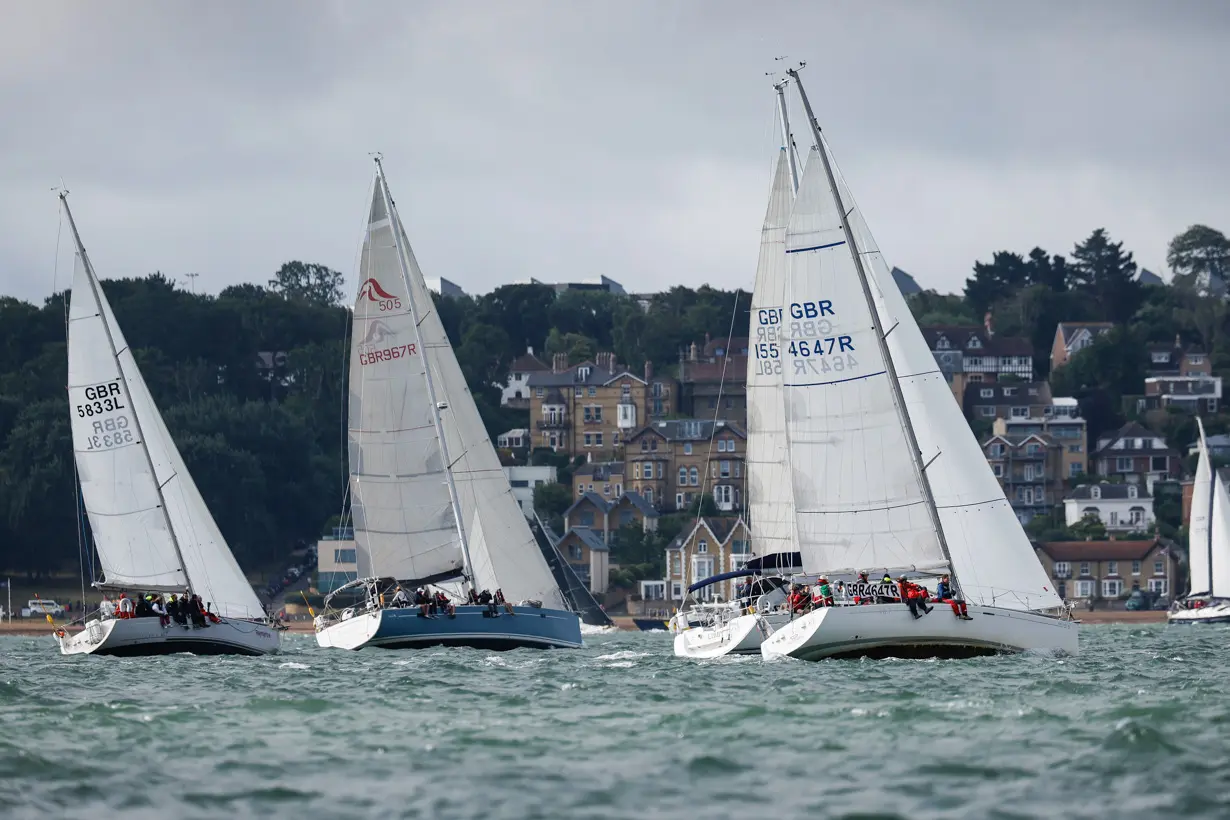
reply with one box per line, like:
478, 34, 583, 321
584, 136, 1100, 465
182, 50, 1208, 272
67, 211, 264, 618
1187, 418, 1230, 598
746, 149, 799, 557
780, 150, 946, 577
1212, 470, 1230, 598
822, 141, 1062, 611
348, 186, 467, 584
389, 205, 567, 609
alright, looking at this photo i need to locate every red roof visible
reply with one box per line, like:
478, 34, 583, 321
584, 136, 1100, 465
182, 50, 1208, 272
1037, 540, 1161, 561
509, 353, 549, 373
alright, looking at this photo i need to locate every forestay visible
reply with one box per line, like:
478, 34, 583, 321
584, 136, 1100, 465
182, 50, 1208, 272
349, 185, 467, 585
67, 207, 264, 618
746, 149, 799, 557
822, 140, 1062, 611
780, 150, 946, 577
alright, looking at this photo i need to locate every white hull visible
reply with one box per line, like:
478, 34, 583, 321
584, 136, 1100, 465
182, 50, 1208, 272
1168, 602, 1230, 625
673, 611, 791, 659
760, 603, 1078, 661
57, 616, 280, 656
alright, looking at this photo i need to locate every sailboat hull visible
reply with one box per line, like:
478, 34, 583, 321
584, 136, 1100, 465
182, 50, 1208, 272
1168, 602, 1230, 624
673, 611, 791, 659
57, 616, 280, 656
759, 603, 1078, 661
314, 605, 583, 651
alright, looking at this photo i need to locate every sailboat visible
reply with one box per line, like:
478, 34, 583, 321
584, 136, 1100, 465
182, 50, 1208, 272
313, 160, 582, 651
56, 194, 279, 656
1169, 418, 1230, 624
673, 85, 802, 659
758, 68, 1078, 661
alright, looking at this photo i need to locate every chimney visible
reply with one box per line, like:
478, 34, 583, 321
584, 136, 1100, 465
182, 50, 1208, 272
984, 311, 994, 338
527, 345, 534, 356
689, 341, 698, 362
644, 360, 653, 382
552, 352, 567, 373
1175, 333, 1181, 348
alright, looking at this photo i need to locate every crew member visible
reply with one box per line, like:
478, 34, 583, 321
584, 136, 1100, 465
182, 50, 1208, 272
494, 589, 514, 615
812, 577, 834, 607
898, 576, 933, 619
935, 574, 972, 620
391, 586, 410, 608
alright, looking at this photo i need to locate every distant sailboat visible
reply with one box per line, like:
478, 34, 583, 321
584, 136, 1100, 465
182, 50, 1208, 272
314, 160, 582, 651
758, 68, 1078, 660
1169, 418, 1230, 624
673, 83, 801, 659
57, 194, 278, 656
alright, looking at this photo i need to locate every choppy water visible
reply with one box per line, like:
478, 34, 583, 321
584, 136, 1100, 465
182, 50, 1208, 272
1, 625, 1228, 819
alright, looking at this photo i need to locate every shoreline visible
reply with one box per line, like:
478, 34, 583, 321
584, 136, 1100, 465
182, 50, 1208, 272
0, 609, 1167, 638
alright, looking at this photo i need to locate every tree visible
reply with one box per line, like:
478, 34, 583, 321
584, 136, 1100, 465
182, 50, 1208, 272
965, 251, 1029, 316
1068, 229, 1142, 323
268, 261, 345, 306
1069, 513, 1108, 541
533, 482, 573, 519
906, 290, 977, 326
1049, 326, 1146, 444
1168, 225, 1230, 293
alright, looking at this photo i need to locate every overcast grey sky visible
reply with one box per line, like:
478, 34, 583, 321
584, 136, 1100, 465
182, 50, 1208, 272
2, 0, 1227, 304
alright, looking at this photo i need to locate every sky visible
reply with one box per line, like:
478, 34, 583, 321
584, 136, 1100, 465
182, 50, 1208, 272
2, 0, 1228, 304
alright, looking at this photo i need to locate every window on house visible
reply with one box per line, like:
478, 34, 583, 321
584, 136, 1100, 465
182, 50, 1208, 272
645, 488, 654, 503
1054, 561, 1071, 577
1116, 457, 1133, 472
1208, 398, 1218, 413
1107, 560, 1119, 576
671, 582, 683, 599
714, 485, 732, 507
1070, 462, 1082, 477
1012, 407, 1029, 418
1131, 560, 1141, 575
1151, 351, 1169, 363
614, 483, 622, 495
1153, 560, 1164, 575
535, 387, 544, 398
574, 387, 582, 397
675, 493, 684, 508
588, 386, 596, 397
689, 466, 700, 486
621, 383, 631, 398
683, 442, 692, 455
1148, 578, 1168, 595
1079, 562, 1091, 576
595, 433, 603, 447
583, 433, 592, 447
567, 544, 582, 561
644, 463, 654, 479
1129, 507, 1144, 526
1109, 511, 1119, 527
580, 512, 594, 527
1151, 456, 1168, 472
1103, 579, 1123, 597
678, 467, 688, 486
1076, 580, 1094, 597
651, 438, 658, 451
980, 406, 997, 418
720, 461, 731, 478
989, 443, 1004, 457
334, 548, 357, 564
731, 538, 748, 554
633, 463, 642, 480
1067, 444, 1083, 453
968, 374, 984, 382
697, 539, 708, 554
707, 398, 717, 409
992, 463, 1003, 477
1023, 464, 1035, 481
980, 388, 994, 398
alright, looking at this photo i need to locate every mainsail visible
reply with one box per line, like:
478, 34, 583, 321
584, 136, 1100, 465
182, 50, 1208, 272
65, 199, 264, 619
1188, 418, 1230, 598
746, 148, 799, 557
350, 168, 567, 608
779, 150, 946, 577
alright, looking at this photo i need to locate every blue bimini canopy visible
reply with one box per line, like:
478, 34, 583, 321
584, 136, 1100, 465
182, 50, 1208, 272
688, 568, 758, 593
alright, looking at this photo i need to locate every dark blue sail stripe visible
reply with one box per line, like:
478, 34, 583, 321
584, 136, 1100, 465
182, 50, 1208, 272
786, 240, 847, 254
784, 369, 887, 388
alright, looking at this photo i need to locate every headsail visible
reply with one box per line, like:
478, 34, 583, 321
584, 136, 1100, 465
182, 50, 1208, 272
746, 148, 798, 556
1188, 418, 1230, 598
779, 150, 946, 577
65, 200, 263, 618
820, 140, 1062, 611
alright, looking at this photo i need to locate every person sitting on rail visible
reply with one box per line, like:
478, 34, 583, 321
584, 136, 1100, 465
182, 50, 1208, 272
934, 574, 973, 620
414, 587, 433, 618
812, 577, 834, 608
434, 590, 455, 617
466, 588, 480, 605
99, 595, 116, 620
150, 594, 169, 627
494, 588, 515, 615
898, 576, 933, 619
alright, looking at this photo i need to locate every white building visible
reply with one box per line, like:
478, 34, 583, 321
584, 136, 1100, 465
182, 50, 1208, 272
502, 465, 558, 518
497, 428, 529, 449
1063, 482, 1155, 533
501, 349, 549, 407
423, 276, 467, 299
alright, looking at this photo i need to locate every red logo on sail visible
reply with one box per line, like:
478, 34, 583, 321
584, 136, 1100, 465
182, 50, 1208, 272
358, 278, 396, 302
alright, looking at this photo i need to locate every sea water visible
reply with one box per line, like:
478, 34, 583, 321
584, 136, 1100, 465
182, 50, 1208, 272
1, 625, 1227, 819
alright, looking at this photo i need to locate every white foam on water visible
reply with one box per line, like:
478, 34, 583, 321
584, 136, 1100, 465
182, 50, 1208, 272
595, 651, 650, 661
278, 662, 310, 670
580, 624, 620, 636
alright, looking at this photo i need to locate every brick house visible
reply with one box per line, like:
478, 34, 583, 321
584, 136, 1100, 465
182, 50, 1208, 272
922, 318, 1034, 396
570, 461, 624, 502
661, 516, 751, 604
994, 400, 1089, 482
982, 431, 1064, 523
557, 527, 609, 594
527, 353, 650, 458
1092, 421, 1182, 491
1035, 539, 1174, 605
677, 335, 748, 425
1050, 322, 1114, 371
624, 419, 746, 512
562, 490, 659, 546
963, 381, 1053, 425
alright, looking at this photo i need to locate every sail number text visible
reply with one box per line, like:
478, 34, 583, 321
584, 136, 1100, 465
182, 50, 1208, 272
84, 415, 135, 450
377, 298, 402, 312
75, 381, 126, 418
359, 343, 418, 366
755, 302, 856, 375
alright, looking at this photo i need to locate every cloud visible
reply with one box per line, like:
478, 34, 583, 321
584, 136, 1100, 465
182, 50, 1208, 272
1, 0, 1228, 304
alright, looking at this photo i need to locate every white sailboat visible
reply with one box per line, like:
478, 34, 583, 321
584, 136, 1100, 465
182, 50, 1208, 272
758, 69, 1078, 661
673, 84, 801, 659
1169, 418, 1230, 624
56, 194, 279, 656
314, 160, 582, 651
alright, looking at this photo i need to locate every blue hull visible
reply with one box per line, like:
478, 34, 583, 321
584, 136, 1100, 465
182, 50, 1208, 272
633, 618, 669, 631
369, 605, 582, 650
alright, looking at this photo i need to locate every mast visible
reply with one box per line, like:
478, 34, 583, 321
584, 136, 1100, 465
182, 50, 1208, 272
773, 79, 801, 195
60, 192, 195, 594
372, 159, 476, 589
1199, 416, 1215, 598
786, 67, 958, 584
